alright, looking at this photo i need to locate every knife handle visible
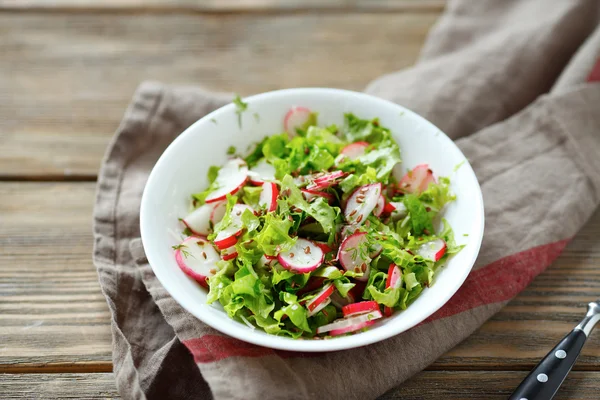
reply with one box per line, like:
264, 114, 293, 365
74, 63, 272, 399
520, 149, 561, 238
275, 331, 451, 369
509, 301, 600, 400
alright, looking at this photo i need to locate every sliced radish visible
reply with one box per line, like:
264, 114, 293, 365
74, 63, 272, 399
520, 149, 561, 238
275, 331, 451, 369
337, 232, 371, 281
301, 189, 335, 205
340, 141, 369, 160
212, 204, 253, 249
284, 106, 312, 136
209, 201, 227, 225
384, 264, 402, 317
248, 159, 276, 185
383, 201, 397, 215
373, 195, 385, 217
398, 164, 436, 194
306, 171, 346, 190
277, 238, 324, 273
174, 237, 219, 288
330, 290, 355, 308
342, 300, 379, 318
316, 310, 382, 335
388, 201, 408, 221
369, 243, 382, 258
416, 238, 447, 261
344, 183, 381, 225
221, 245, 238, 261
205, 158, 248, 203
182, 203, 213, 236
306, 283, 335, 316
258, 182, 279, 212
314, 241, 333, 254
340, 224, 359, 240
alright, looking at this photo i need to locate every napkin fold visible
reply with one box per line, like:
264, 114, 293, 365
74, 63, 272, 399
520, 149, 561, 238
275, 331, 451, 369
93, 1, 600, 399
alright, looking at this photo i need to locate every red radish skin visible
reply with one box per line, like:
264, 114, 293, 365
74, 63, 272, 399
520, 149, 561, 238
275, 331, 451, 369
337, 232, 371, 281
306, 283, 335, 317
416, 238, 447, 261
221, 245, 238, 261
342, 300, 379, 318
398, 164, 436, 194
212, 204, 253, 250
349, 281, 367, 300
301, 189, 335, 205
306, 171, 346, 190
205, 158, 248, 203
384, 264, 402, 317
248, 159, 276, 185
314, 241, 333, 254
344, 183, 381, 226
339, 141, 369, 160
182, 203, 214, 236
259, 182, 279, 212
277, 238, 324, 273
174, 237, 220, 288
284, 106, 312, 136
373, 195, 385, 217
316, 310, 382, 335
383, 201, 396, 214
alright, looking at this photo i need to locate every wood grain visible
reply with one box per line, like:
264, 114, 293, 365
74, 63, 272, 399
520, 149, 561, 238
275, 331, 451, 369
0, 182, 113, 372
1, 182, 600, 373
0, 0, 446, 12
1, 371, 599, 399
0, 11, 438, 178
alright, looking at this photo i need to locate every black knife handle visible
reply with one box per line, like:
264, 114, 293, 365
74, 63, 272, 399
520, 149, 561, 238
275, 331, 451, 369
508, 329, 586, 400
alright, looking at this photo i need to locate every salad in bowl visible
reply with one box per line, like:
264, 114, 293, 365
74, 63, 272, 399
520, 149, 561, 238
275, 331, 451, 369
140, 88, 484, 352
172, 108, 461, 338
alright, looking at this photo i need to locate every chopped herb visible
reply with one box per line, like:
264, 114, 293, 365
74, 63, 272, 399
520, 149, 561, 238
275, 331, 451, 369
233, 94, 248, 129
253, 112, 260, 122
210, 118, 218, 124
454, 160, 466, 172
227, 146, 237, 155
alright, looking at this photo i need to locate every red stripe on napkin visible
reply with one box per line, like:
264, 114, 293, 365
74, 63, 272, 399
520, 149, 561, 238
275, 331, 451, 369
184, 239, 569, 363
424, 239, 569, 322
587, 58, 600, 82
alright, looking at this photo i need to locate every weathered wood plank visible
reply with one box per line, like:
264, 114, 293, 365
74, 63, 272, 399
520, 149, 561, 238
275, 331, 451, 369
1, 371, 598, 400
0, 182, 113, 371
0, 0, 446, 12
1, 182, 600, 372
0, 12, 438, 177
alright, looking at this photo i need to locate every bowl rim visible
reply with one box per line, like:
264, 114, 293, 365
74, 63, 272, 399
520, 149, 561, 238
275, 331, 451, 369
140, 87, 485, 352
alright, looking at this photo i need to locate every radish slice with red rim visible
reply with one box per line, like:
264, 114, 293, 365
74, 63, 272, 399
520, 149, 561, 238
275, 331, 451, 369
284, 106, 312, 136
342, 300, 379, 318
213, 204, 253, 249
306, 283, 335, 317
398, 164, 436, 194
373, 195, 385, 217
182, 203, 213, 236
301, 189, 335, 205
205, 158, 248, 203
313, 241, 333, 254
258, 182, 279, 212
388, 201, 408, 221
277, 238, 324, 273
316, 310, 382, 335
384, 264, 402, 317
174, 236, 219, 288
344, 183, 381, 225
337, 232, 371, 281
248, 159, 276, 185
221, 245, 238, 261
416, 238, 447, 261
340, 141, 369, 160
306, 171, 346, 190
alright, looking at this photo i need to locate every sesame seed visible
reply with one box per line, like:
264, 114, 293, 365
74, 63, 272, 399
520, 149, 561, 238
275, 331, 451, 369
304, 246, 311, 254
349, 209, 357, 217
290, 253, 294, 258
201, 252, 207, 259
356, 214, 363, 223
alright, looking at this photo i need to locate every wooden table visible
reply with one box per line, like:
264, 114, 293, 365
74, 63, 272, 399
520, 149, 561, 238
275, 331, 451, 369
1, 1, 599, 398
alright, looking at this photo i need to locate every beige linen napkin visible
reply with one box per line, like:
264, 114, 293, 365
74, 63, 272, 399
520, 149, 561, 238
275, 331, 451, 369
93, 0, 600, 398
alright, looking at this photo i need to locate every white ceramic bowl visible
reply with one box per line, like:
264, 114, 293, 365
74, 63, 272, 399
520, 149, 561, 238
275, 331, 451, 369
140, 88, 484, 352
